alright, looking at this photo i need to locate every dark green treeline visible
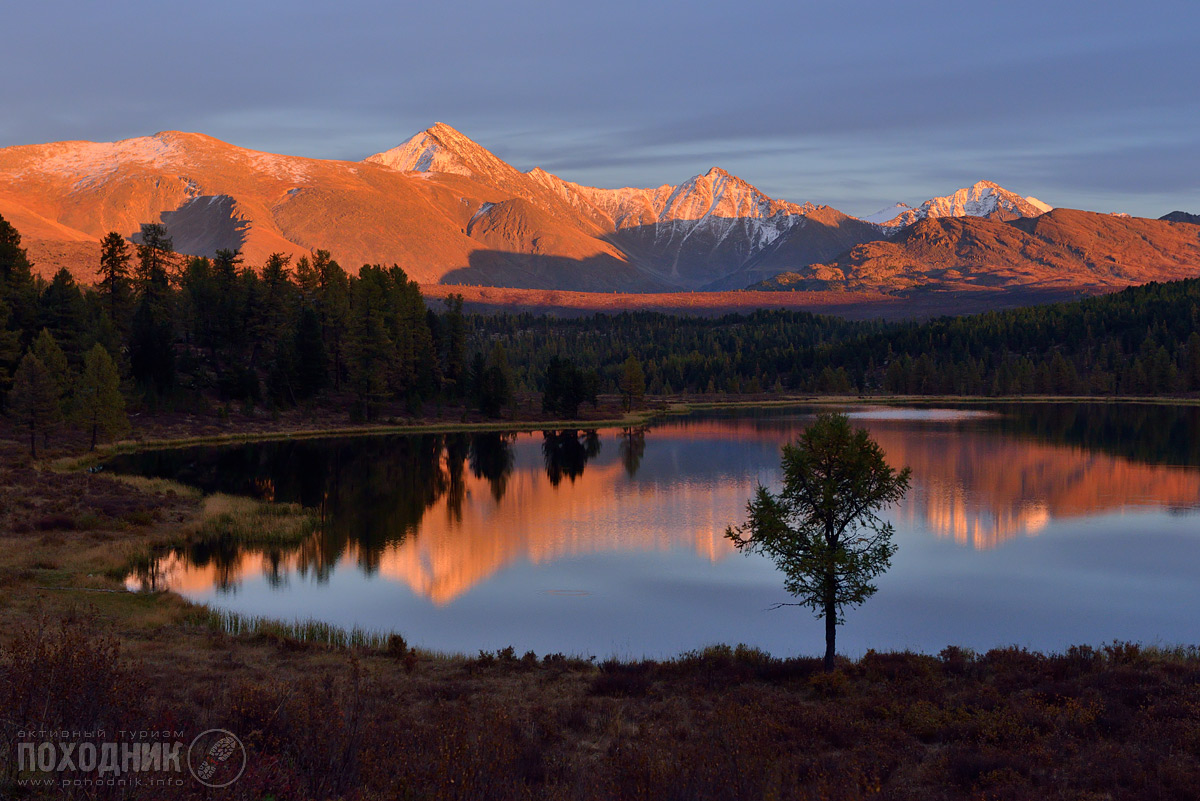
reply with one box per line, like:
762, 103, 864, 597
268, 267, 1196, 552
2, 215, 1199, 435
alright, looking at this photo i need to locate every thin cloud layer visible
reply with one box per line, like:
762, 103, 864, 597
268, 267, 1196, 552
2, 0, 1196, 217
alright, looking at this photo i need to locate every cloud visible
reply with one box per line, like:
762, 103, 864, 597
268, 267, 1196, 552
1, 0, 1197, 216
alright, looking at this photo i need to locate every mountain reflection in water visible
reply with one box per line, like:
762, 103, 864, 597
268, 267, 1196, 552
117, 405, 1200, 606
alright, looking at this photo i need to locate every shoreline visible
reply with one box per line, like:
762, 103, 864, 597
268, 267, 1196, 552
52, 392, 1200, 469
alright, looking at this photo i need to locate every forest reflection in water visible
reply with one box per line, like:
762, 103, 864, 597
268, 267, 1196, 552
112, 403, 1200, 656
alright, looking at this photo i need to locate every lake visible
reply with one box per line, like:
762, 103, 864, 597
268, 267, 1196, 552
113, 403, 1200, 658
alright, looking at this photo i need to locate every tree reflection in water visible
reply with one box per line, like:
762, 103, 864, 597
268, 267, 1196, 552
542, 430, 601, 487
619, 427, 648, 478
125, 430, 524, 590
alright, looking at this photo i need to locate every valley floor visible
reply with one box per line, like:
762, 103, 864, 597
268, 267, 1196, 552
2, 397, 1199, 799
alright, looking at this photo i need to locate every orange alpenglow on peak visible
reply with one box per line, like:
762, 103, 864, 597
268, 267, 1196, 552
2, 123, 1196, 310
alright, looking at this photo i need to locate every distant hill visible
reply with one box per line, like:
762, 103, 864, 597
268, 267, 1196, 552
1160, 211, 1200, 225
751, 208, 1200, 296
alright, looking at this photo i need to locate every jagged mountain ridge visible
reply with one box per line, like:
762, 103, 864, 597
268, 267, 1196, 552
5, 122, 1187, 303
367, 125, 874, 288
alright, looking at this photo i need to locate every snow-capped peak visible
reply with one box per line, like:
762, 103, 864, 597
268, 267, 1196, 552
364, 122, 523, 181
872, 180, 1053, 228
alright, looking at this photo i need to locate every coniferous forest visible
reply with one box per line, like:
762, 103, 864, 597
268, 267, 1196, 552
2, 215, 1199, 451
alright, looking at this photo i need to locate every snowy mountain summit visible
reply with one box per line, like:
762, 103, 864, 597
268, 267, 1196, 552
366, 122, 525, 183
868, 181, 1052, 228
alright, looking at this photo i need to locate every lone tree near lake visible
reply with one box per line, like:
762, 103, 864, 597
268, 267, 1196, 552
727, 412, 910, 671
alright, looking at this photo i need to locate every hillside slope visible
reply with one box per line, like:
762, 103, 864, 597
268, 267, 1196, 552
753, 209, 1200, 295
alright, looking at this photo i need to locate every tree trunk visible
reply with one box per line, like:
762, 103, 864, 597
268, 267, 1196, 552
91, 422, 98, 451
823, 595, 837, 671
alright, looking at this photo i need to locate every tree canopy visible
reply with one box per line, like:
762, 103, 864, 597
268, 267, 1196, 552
727, 413, 910, 670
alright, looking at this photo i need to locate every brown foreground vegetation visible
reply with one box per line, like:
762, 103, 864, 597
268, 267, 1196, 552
2, 418, 1200, 800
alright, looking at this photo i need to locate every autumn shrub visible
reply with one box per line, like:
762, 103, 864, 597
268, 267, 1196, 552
857, 648, 939, 683
938, 644, 977, 677
1048, 643, 1101, 679
590, 659, 653, 697
385, 632, 407, 659
0, 609, 146, 790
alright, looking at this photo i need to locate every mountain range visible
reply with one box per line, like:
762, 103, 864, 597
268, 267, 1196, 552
0, 123, 1197, 311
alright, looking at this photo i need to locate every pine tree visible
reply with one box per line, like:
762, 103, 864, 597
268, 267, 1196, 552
292, 305, 329, 401
1184, 332, 1200, 392
136, 223, 175, 296
0, 297, 19, 395
314, 252, 350, 389
347, 267, 394, 420
98, 232, 133, 329
618, 355, 646, 411
31, 329, 71, 443
0, 214, 38, 336
38, 270, 89, 363
9, 352, 62, 458
478, 343, 512, 418
442, 293, 468, 398
129, 294, 175, 396
75, 344, 127, 450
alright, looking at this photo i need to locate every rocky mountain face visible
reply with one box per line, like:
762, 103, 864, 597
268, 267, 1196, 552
1, 123, 1195, 304
751, 208, 1200, 295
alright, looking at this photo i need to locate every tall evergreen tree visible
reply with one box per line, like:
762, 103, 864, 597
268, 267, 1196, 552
136, 223, 175, 295
74, 343, 127, 450
314, 251, 350, 390
292, 305, 329, 401
38, 269, 89, 363
129, 295, 175, 396
130, 225, 177, 397
0, 214, 38, 337
442, 293, 469, 398
1185, 332, 1200, 392
347, 266, 394, 420
9, 352, 62, 458
618, 355, 646, 411
477, 343, 512, 418
31, 328, 71, 442
98, 232, 133, 330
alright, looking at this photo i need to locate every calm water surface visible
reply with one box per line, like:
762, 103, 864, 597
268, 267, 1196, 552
113, 403, 1200, 657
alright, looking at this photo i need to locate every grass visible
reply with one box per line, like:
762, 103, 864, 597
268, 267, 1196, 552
196, 493, 318, 545
191, 607, 393, 651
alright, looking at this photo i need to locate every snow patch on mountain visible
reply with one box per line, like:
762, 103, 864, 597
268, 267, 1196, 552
365, 122, 524, 183
875, 181, 1052, 227
27, 133, 186, 185
862, 203, 913, 225
246, 152, 313, 184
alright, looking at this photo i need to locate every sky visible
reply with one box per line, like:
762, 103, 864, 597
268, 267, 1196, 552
2, 0, 1197, 218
